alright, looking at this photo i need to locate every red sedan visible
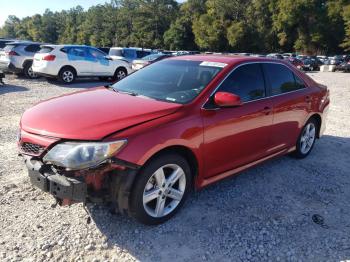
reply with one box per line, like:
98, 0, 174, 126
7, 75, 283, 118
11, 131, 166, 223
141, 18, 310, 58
18, 55, 330, 225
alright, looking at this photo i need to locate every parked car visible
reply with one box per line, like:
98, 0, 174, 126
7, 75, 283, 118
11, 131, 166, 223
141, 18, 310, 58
300, 58, 323, 71
109, 47, 152, 63
287, 57, 303, 68
266, 53, 284, 59
336, 60, 350, 72
0, 41, 42, 78
32, 45, 132, 83
0, 38, 16, 50
131, 53, 171, 70
325, 55, 343, 66
317, 55, 328, 63
18, 56, 329, 225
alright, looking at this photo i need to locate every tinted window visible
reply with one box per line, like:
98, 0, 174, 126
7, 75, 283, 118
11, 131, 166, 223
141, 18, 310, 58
136, 50, 151, 58
25, 44, 41, 53
294, 74, 305, 89
263, 63, 304, 95
112, 60, 223, 104
218, 64, 265, 102
124, 49, 134, 58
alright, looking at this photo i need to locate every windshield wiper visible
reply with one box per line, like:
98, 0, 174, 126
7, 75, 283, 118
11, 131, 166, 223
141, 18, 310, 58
111, 88, 138, 96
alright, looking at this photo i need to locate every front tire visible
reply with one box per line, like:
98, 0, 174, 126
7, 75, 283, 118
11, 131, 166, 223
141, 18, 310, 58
129, 154, 192, 225
292, 118, 318, 159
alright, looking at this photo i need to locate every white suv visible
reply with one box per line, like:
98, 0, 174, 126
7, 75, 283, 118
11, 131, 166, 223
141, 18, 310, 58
32, 45, 132, 83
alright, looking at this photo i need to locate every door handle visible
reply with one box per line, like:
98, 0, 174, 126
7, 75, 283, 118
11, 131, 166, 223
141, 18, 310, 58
262, 106, 272, 115
305, 96, 311, 103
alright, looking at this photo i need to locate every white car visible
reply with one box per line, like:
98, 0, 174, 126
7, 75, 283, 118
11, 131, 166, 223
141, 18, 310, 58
32, 45, 132, 83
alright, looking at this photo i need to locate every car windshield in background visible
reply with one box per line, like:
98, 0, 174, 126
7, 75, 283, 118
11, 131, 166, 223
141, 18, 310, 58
141, 54, 164, 61
112, 60, 224, 104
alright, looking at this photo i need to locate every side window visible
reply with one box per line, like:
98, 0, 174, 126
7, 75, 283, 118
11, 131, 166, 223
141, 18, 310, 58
25, 44, 41, 53
218, 64, 266, 102
68, 47, 86, 57
294, 74, 306, 89
263, 63, 301, 95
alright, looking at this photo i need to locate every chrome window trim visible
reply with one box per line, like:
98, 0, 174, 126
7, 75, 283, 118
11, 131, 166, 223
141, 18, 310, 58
202, 61, 307, 109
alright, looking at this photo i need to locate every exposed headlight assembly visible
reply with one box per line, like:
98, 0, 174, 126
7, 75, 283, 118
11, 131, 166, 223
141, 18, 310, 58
43, 140, 127, 170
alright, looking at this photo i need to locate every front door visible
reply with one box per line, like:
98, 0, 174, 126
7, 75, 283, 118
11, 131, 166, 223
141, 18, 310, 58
201, 63, 274, 178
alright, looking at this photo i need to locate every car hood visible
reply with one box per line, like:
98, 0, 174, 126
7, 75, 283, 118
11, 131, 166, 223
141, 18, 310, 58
21, 87, 182, 140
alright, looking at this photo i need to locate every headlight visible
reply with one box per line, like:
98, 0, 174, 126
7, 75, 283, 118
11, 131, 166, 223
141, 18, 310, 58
43, 140, 127, 170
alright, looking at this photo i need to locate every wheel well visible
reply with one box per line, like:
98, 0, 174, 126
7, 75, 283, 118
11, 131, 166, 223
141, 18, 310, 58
142, 146, 198, 185
309, 114, 322, 138
115, 66, 127, 74
22, 60, 33, 68
59, 66, 77, 76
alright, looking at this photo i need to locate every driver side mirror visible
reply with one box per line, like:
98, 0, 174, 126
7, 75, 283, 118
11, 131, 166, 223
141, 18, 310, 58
104, 55, 112, 61
214, 92, 242, 107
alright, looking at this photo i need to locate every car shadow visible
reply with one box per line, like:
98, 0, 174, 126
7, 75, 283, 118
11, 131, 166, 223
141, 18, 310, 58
87, 134, 350, 261
0, 84, 28, 95
48, 78, 111, 89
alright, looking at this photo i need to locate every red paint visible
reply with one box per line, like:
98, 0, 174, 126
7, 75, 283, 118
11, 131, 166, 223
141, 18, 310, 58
19, 56, 329, 190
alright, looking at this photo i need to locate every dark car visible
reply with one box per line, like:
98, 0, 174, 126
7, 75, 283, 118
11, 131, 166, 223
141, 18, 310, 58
336, 61, 350, 72
131, 53, 171, 71
18, 55, 329, 225
301, 58, 323, 71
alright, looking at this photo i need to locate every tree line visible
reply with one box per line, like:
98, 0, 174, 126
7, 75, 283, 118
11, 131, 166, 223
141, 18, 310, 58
1, 0, 350, 54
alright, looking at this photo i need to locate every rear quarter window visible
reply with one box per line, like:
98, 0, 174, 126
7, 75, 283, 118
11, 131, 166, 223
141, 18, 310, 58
263, 63, 304, 95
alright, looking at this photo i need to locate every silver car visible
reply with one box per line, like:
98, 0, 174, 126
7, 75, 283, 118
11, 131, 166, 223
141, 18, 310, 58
0, 42, 43, 78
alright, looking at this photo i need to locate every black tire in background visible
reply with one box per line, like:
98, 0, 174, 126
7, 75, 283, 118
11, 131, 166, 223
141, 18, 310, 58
58, 67, 76, 84
23, 62, 38, 79
113, 67, 127, 81
129, 153, 192, 225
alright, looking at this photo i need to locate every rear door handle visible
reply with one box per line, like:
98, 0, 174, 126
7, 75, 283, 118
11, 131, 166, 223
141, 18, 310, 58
262, 106, 272, 115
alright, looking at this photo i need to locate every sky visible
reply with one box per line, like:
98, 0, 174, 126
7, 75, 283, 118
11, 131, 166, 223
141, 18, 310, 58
0, 0, 109, 26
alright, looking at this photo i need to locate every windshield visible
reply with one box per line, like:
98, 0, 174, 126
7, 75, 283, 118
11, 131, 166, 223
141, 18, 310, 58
142, 54, 164, 61
112, 60, 224, 104
109, 48, 123, 57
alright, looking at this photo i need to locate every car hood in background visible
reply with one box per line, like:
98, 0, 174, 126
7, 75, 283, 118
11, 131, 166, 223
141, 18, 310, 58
21, 87, 182, 140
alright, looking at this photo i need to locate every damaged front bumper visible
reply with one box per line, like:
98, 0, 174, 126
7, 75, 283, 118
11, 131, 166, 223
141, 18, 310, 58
23, 155, 140, 212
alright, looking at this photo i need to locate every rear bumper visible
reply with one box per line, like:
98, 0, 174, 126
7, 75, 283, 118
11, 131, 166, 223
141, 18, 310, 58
0, 61, 22, 73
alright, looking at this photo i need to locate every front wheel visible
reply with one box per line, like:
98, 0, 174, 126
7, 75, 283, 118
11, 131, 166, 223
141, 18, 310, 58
113, 68, 127, 81
129, 154, 192, 225
292, 119, 318, 159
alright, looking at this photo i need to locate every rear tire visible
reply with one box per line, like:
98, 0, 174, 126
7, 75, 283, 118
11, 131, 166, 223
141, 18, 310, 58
292, 118, 318, 159
59, 67, 76, 84
23, 62, 38, 79
129, 154, 192, 225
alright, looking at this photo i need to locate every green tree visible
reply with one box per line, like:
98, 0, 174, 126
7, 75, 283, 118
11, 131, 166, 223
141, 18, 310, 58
341, 4, 350, 51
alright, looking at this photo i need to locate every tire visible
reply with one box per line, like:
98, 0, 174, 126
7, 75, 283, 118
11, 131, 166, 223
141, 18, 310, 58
292, 118, 318, 159
129, 154, 192, 225
23, 62, 38, 79
113, 67, 127, 82
59, 67, 76, 84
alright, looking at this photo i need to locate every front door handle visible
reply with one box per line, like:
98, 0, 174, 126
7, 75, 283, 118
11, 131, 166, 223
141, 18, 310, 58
262, 106, 272, 115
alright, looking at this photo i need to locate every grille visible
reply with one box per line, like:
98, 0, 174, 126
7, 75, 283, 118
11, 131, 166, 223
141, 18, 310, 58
21, 142, 45, 156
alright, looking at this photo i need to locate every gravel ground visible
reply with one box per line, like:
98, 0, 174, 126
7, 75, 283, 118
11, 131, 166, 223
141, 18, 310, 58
0, 72, 349, 262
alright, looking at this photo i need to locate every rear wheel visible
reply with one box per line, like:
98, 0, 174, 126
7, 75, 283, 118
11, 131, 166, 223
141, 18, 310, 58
59, 67, 76, 84
292, 118, 318, 158
129, 154, 192, 225
23, 62, 38, 79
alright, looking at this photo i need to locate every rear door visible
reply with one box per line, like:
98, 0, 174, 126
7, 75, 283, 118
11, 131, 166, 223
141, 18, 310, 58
202, 63, 274, 178
262, 63, 310, 152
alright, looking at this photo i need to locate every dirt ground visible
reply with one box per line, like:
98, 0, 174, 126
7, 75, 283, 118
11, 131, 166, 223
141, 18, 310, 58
0, 72, 349, 262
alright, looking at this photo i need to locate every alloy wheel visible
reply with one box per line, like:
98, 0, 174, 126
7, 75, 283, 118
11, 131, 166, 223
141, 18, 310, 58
27, 66, 37, 78
300, 122, 316, 154
143, 164, 186, 218
116, 70, 126, 80
62, 71, 74, 83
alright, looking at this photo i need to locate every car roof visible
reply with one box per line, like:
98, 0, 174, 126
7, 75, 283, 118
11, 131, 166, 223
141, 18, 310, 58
169, 54, 288, 66
7, 41, 43, 45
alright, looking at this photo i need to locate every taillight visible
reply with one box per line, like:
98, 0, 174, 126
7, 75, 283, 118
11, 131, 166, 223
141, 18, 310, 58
6, 50, 19, 56
42, 55, 56, 61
